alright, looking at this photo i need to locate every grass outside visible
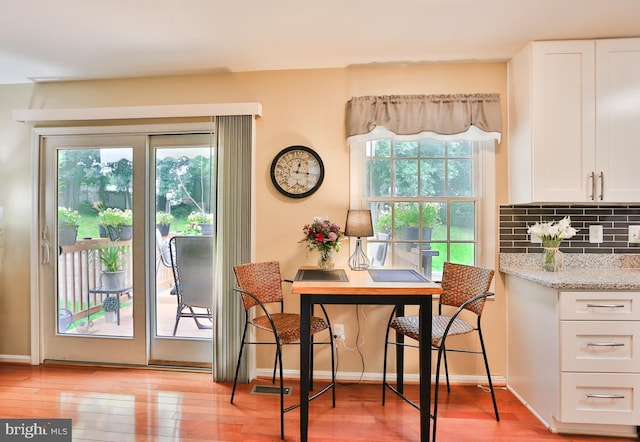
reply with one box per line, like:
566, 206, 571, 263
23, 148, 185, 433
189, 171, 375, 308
416, 225, 475, 274
75, 207, 192, 239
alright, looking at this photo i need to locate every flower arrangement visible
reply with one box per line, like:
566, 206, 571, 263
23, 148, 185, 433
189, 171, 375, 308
187, 211, 214, 224
96, 207, 131, 228
156, 211, 174, 225
527, 216, 578, 248
300, 217, 345, 265
58, 207, 81, 227
528, 216, 578, 272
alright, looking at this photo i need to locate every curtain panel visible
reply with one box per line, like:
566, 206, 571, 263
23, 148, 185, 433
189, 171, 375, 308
213, 115, 253, 382
346, 94, 502, 143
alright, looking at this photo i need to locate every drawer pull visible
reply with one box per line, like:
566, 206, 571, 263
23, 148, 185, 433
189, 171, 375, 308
587, 342, 625, 347
586, 303, 625, 309
586, 394, 625, 399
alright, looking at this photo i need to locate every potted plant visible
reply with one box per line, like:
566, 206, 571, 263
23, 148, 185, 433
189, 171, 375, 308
95, 242, 126, 290
58, 207, 81, 246
398, 203, 440, 247
102, 296, 119, 323
156, 211, 174, 236
119, 209, 133, 240
187, 211, 214, 235
97, 207, 133, 241
375, 203, 441, 248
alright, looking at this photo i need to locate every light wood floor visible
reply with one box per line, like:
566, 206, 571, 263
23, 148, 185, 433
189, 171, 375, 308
0, 363, 636, 442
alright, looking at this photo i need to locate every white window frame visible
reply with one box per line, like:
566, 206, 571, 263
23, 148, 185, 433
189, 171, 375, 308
349, 138, 496, 279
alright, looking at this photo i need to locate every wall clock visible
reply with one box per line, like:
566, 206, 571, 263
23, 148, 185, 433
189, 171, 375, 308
270, 145, 325, 198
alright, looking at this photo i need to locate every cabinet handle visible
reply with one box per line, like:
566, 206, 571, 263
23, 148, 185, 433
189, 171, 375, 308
587, 394, 625, 399
598, 171, 604, 201
586, 303, 625, 309
587, 342, 625, 347
589, 171, 596, 201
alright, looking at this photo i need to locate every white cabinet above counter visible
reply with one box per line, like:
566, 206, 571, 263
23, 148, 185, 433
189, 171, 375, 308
508, 38, 640, 204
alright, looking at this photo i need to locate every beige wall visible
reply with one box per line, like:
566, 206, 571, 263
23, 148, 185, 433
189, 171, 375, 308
0, 62, 508, 380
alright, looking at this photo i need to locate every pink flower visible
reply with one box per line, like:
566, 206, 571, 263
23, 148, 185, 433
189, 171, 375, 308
300, 217, 345, 254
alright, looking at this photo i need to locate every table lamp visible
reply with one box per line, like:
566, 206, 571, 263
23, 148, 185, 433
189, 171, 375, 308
345, 209, 374, 271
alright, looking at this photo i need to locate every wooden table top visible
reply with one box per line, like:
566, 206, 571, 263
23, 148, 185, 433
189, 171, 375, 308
291, 267, 442, 295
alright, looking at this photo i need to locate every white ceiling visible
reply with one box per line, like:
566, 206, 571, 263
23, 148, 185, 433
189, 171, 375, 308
2, 0, 640, 85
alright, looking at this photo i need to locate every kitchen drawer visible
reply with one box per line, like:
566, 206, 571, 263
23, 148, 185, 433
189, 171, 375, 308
560, 321, 640, 372
560, 373, 640, 425
559, 291, 640, 321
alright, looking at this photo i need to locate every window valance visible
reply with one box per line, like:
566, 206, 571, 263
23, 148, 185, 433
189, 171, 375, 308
346, 94, 502, 143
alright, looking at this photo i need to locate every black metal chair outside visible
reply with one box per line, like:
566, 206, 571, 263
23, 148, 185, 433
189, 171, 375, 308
168, 235, 214, 336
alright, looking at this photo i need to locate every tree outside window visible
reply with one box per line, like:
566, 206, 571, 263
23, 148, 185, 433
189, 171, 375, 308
362, 138, 477, 281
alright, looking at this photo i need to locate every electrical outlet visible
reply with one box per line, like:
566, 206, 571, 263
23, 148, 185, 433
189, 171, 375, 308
589, 225, 603, 243
333, 323, 345, 340
629, 225, 640, 243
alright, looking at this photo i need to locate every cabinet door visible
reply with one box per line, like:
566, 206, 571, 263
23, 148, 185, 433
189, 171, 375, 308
531, 41, 596, 202
596, 38, 640, 202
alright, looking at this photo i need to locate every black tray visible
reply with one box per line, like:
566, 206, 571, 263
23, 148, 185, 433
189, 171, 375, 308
294, 269, 349, 282
368, 269, 429, 282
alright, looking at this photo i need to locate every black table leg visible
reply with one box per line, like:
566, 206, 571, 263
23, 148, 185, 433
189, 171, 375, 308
419, 297, 432, 441
300, 295, 311, 442
395, 304, 405, 394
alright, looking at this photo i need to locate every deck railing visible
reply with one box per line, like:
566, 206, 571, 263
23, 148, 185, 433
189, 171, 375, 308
58, 238, 133, 321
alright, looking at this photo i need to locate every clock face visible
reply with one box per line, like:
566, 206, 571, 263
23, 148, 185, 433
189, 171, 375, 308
270, 146, 325, 198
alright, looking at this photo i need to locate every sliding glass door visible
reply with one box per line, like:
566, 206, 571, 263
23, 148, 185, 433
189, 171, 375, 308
40, 132, 216, 367
149, 134, 215, 367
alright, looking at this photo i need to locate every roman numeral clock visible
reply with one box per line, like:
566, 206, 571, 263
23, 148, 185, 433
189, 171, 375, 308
270, 145, 325, 198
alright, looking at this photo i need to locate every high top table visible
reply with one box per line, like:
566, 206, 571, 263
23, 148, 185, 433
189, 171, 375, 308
292, 267, 442, 441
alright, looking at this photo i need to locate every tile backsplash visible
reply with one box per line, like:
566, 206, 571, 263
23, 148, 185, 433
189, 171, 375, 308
499, 204, 640, 254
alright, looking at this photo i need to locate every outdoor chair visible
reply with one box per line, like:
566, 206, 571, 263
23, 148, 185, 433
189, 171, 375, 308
156, 228, 173, 273
231, 260, 336, 440
370, 232, 389, 266
382, 261, 499, 441
168, 235, 214, 336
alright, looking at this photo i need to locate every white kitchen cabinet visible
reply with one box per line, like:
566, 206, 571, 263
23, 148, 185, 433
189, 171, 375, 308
595, 39, 640, 202
506, 275, 640, 438
558, 292, 640, 426
508, 38, 640, 203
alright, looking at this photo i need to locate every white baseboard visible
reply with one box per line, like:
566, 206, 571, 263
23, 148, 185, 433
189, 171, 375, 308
0, 354, 34, 364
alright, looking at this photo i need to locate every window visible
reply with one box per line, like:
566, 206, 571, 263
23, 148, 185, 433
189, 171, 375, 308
351, 137, 493, 282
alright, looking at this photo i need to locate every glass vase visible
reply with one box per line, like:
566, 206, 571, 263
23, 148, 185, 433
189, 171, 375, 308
542, 247, 564, 272
317, 248, 335, 270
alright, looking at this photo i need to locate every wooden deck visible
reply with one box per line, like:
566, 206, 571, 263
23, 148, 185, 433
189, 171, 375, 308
66, 285, 212, 339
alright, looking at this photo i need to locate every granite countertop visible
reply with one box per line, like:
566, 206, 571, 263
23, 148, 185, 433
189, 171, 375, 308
499, 253, 640, 290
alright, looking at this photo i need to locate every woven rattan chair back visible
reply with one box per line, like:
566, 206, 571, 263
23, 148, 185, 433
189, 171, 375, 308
439, 262, 494, 315
233, 261, 284, 310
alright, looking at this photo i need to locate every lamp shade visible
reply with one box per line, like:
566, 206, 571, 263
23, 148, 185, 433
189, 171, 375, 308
344, 210, 374, 238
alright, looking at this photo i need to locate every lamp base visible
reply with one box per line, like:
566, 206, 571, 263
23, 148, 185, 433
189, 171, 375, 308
348, 238, 370, 271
